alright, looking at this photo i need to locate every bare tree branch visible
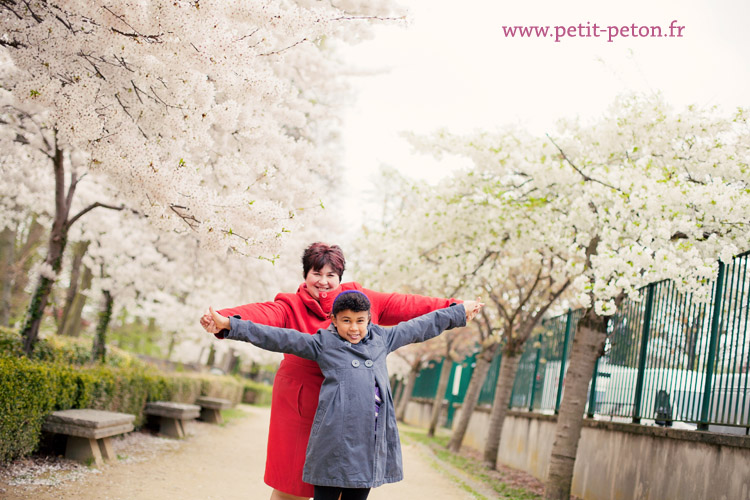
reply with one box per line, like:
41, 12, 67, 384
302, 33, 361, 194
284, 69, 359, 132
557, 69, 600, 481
21, 0, 43, 23
260, 38, 308, 56
67, 202, 126, 228
546, 133, 622, 193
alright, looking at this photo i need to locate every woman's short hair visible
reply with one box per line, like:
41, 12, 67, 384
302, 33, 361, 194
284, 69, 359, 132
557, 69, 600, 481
332, 291, 371, 316
302, 242, 346, 279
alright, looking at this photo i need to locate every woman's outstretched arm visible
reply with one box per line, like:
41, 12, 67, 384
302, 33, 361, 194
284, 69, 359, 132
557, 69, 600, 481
361, 287, 463, 326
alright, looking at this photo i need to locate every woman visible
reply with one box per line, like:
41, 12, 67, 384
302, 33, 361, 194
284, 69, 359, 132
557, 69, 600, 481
200, 242, 462, 500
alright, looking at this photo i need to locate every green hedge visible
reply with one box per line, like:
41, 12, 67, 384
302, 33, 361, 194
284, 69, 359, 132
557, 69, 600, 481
0, 357, 70, 463
242, 379, 273, 406
0, 355, 245, 464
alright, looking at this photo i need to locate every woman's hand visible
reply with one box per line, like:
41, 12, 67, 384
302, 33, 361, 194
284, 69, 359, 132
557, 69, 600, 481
462, 299, 484, 322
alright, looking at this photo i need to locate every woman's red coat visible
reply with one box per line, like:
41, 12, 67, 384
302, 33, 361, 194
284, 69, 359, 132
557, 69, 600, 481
218, 282, 456, 497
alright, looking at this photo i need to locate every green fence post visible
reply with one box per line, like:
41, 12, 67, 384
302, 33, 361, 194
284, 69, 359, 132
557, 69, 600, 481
699, 261, 726, 430
555, 309, 573, 413
632, 282, 655, 424
529, 334, 543, 411
444, 361, 458, 428
507, 350, 516, 409
587, 356, 600, 418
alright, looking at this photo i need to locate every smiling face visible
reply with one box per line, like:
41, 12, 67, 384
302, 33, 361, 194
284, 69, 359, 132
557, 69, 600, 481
304, 263, 341, 301
331, 309, 370, 344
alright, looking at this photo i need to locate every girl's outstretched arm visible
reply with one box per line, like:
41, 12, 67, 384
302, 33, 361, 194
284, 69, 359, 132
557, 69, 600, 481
385, 300, 483, 352
208, 307, 322, 360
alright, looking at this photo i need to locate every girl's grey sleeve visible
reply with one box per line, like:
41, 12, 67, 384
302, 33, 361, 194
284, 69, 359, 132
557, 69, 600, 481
386, 304, 467, 353
226, 316, 322, 361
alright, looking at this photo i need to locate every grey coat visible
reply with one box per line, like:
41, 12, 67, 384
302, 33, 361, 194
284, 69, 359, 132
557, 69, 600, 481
226, 303, 466, 488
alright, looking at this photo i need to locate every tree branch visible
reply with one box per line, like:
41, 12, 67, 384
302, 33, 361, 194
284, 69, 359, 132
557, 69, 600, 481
55, 13, 76, 34
103, 6, 162, 42
546, 134, 622, 193
449, 249, 498, 297
260, 38, 308, 56
0, 0, 25, 21
21, 0, 43, 23
65, 170, 78, 219
0, 38, 25, 48
330, 15, 405, 22
67, 202, 126, 229
169, 205, 201, 231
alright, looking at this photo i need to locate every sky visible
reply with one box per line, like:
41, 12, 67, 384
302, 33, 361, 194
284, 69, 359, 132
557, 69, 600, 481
332, 0, 750, 241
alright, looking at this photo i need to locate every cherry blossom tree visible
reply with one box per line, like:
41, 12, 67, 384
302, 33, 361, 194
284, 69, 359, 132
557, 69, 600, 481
355, 155, 578, 461
357, 95, 748, 496
419, 94, 750, 498
1, 0, 402, 353
538, 96, 750, 500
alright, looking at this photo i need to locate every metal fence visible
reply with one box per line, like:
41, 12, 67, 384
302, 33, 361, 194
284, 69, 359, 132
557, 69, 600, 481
407, 251, 750, 433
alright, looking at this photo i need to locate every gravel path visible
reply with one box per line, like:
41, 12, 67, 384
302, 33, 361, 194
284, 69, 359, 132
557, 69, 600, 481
0, 405, 477, 500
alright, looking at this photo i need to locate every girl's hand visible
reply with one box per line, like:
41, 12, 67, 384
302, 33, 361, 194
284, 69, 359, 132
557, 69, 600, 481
200, 312, 221, 334
462, 298, 484, 322
207, 306, 230, 332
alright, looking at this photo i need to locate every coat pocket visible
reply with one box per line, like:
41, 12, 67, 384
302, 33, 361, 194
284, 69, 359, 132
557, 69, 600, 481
296, 377, 320, 419
274, 373, 320, 421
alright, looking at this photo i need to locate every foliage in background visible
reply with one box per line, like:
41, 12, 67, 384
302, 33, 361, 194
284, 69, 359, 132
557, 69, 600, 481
0, 328, 243, 464
108, 317, 167, 358
241, 379, 274, 406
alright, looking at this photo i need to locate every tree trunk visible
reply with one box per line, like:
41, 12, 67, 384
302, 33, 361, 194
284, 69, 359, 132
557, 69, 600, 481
92, 290, 113, 363
396, 363, 419, 422
59, 264, 92, 337
393, 376, 406, 412
9, 218, 45, 326
427, 358, 454, 437
167, 331, 177, 360
227, 348, 241, 374
0, 226, 16, 326
482, 349, 520, 467
21, 262, 64, 354
544, 308, 607, 500
448, 350, 493, 453
58, 241, 88, 335
21, 145, 72, 355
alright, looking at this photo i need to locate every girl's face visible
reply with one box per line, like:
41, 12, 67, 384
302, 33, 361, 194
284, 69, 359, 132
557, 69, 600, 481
331, 309, 370, 344
304, 263, 340, 300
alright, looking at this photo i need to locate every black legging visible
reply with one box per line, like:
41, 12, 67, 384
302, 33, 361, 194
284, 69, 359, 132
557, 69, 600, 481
313, 485, 371, 500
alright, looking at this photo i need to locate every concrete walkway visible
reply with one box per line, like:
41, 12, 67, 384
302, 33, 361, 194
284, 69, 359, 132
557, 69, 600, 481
1, 405, 477, 500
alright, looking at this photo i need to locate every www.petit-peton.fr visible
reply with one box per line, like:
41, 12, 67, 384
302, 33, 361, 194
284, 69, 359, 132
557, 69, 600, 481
502, 20, 685, 43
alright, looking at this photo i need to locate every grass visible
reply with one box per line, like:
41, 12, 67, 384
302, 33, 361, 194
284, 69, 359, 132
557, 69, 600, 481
400, 427, 544, 500
219, 407, 250, 426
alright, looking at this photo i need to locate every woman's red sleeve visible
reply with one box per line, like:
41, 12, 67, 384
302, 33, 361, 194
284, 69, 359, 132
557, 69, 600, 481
363, 287, 461, 326
217, 301, 288, 328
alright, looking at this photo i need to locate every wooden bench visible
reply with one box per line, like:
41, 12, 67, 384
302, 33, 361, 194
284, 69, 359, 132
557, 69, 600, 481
144, 401, 200, 438
42, 409, 135, 467
195, 396, 233, 424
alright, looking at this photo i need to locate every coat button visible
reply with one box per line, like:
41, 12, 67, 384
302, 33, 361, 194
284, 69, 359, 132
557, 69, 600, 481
352, 360, 360, 368
344, 341, 351, 347
365, 360, 373, 367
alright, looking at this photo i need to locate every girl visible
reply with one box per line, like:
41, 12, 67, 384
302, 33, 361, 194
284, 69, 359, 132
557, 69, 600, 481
208, 291, 482, 500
